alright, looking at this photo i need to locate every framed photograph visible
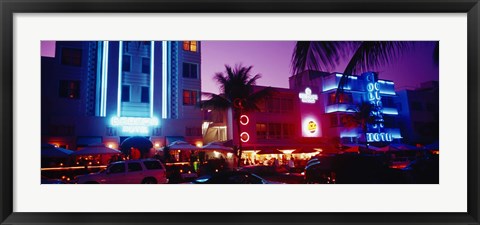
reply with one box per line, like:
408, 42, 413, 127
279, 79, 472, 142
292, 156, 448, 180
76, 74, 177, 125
1, 0, 479, 224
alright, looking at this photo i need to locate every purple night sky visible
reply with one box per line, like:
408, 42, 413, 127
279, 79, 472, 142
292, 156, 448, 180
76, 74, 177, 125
41, 41, 439, 94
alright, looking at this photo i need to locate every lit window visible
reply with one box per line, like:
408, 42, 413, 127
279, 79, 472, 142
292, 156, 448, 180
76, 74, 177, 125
183, 63, 198, 79
122, 55, 131, 72
183, 90, 198, 105
59, 80, 80, 99
122, 85, 130, 102
256, 123, 267, 139
183, 41, 198, 52
328, 92, 353, 105
61, 48, 82, 67
141, 86, 149, 103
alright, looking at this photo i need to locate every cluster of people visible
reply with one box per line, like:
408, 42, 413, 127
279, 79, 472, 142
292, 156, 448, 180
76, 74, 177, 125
242, 155, 296, 169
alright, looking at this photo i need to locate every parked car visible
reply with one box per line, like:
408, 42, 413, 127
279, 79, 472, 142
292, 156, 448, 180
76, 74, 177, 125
165, 164, 198, 184
304, 156, 336, 184
190, 171, 283, 184
74, 159, 168, 184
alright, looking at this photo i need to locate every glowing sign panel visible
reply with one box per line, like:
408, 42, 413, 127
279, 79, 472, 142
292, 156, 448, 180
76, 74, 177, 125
299, 87, 318, 104
366, 132, 393, 142
302, 117, 321, 137
110, 116, 159, 134
307, 121, 317, 134
111, 117, 159, 126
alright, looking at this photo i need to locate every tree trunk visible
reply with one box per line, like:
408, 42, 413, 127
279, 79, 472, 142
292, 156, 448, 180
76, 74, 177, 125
236, 110, 243, 168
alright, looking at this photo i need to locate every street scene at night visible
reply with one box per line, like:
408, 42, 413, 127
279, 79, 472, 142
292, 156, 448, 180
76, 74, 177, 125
41, 41, 439, 184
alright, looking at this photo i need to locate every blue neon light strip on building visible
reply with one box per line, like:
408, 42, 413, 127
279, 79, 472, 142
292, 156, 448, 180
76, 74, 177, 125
100, 41, 109, 117
379, 90, 396, 95
117, 41, 123, 117
150, 41, 155, 118
325, 104, 355, 113
382, 108, 399, 115
323, 85, 351, 92
162, 41, 168, 119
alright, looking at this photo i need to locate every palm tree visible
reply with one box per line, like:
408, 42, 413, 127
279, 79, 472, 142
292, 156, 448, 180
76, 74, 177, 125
201, 64, 273, 167
342, 101, 380, 149
291, 41, 413, 100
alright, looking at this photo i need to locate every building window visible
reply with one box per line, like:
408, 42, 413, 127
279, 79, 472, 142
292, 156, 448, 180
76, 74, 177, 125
122, 85, 130, 102
265, 97, 293, 113
328, 92, 353, 105
282, 124, 294, 138
256, 123, 294, 140
183, 63, 198, 79
142, 57, 150, 74
186, 127, 202, 136
61, 48, 82, 66
268, 123, 282, 139
256, 123, 267, 139
122, 55, 131, 72
141, 86, 149, 103
183, 41, 198, 52
59, 80, 80, 99
183, 90, 198, 105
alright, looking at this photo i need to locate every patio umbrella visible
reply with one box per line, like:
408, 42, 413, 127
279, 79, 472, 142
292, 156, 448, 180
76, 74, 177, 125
256, 148, 284, 155
71, 144, 122, 156
202, 142, 233, 152
343, 146, 360, 153
41, 144, 73, 158
292, 147, 320, 154
120, 136, 153, 155
168, 140, 201, 151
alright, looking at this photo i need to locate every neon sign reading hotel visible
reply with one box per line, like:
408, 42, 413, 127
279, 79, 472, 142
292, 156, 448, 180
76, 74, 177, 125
364, 73, 392, 142
299, 87, 318, 104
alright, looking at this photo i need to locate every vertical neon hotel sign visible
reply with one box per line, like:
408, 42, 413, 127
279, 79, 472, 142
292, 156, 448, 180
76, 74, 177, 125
365, 73, 392, 142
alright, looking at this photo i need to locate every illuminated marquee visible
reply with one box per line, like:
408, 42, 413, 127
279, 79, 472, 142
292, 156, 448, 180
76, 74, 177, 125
299, 87, 318, 104
366, 132, 393, 142
110, 116, 159, 134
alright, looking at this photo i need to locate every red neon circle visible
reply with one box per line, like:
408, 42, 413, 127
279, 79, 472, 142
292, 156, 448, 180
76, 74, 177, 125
240, 132, 250, 143
239, 115, 249, 125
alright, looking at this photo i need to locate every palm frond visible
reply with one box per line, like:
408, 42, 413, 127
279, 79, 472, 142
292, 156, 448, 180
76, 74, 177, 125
243, 87, 276, 112
200, 93, 231, 111
343, 41, 413, 75
291, 41, 359, 75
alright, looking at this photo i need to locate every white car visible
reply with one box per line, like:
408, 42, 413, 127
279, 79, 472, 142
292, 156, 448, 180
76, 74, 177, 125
74, 159, 168, 184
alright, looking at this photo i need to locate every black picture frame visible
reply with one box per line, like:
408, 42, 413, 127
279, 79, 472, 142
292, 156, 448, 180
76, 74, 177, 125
1, 0, 479, 224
